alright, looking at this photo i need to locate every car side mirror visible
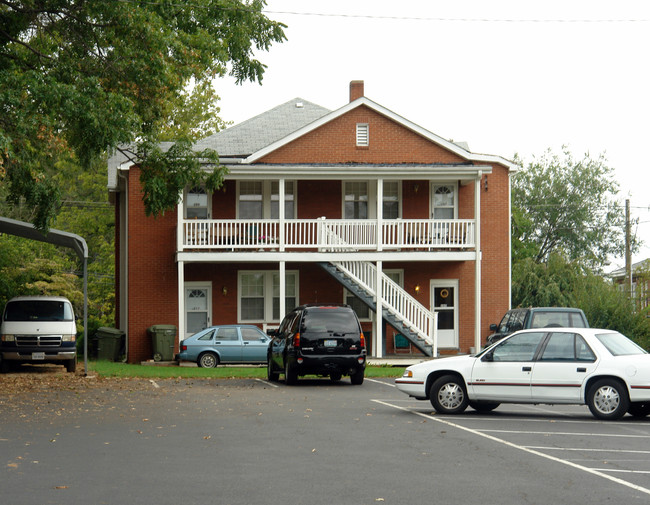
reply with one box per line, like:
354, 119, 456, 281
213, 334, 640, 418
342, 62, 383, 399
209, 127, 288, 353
489, 323, 497, 331
266, 329, 277, 337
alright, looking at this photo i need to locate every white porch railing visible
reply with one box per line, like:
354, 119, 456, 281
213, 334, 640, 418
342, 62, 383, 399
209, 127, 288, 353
332, 260, 437, 356
181, 218, 475, 251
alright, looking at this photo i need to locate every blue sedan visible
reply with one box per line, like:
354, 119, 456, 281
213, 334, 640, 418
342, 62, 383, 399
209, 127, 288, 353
176, 325, 270, 368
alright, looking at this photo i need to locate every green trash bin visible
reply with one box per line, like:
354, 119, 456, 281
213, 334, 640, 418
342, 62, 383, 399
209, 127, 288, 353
148, 325, 177, 361
96, 327, 125, 361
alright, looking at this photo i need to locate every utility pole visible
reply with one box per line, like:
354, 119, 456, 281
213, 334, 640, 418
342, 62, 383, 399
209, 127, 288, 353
625, 199, 632, 299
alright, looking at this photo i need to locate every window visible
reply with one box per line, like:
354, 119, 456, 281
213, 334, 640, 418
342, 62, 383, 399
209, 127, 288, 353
432, 184, 456, 219
215, 327, 238, 341
344, 182, 368, 219
491, 332, 546, 362
540, 332, 596, 362
241, 327, 266, 341
239, 271, 299, 323
383, 181, 400, 219
356, 123, 369, 146
238, 181, 295, 219
185, 186, 210, 219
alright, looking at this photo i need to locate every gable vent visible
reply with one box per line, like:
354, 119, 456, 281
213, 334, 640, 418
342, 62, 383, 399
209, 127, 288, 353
356, 123, 369, 146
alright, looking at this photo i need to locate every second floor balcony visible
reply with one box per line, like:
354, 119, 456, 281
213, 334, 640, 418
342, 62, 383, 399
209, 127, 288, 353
179, 218, 476, 253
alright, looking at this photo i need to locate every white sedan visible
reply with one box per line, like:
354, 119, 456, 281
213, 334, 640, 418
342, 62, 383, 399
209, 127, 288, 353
395, 328, 650, 420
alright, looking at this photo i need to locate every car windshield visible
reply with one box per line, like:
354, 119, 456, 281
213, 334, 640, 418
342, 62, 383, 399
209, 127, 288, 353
595, 332, 647, 356
3, 300, 74, 321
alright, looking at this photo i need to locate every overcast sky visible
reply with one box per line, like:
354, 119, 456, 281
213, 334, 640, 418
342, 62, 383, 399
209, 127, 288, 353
214, 0, 650, 268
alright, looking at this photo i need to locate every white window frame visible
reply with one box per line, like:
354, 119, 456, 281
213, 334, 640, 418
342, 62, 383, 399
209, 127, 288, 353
184, 186, 211, 219
238, 270, 299, 323
431, 183, 458, 220
237, 180, 296, 219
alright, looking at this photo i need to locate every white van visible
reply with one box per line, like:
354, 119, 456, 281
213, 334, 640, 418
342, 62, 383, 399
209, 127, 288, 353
0, 296, 78, 373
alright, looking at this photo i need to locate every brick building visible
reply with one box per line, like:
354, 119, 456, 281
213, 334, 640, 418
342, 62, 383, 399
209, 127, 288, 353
108, 81, 517, 363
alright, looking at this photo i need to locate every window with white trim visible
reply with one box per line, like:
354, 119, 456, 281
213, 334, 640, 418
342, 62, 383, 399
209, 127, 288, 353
185, 186, 210, 219
238, 181, 295, 219
432, 184, 457, 219
344, 181, 368, 219
239, 271, 299, 323
383, 181, 400, 219
356, 123, 369, 146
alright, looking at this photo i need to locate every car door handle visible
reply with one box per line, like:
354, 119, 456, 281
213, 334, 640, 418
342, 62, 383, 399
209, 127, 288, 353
577, 367, 587, 373
522, 366, 532, 372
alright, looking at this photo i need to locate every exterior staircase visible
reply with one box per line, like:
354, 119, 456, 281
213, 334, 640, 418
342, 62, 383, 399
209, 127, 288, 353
319, 261, 437, 357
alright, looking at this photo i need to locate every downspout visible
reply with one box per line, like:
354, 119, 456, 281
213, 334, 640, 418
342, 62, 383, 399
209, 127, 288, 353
177, 195, 185, 343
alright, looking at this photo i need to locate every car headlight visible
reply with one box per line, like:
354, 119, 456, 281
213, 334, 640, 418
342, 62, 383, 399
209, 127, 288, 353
1, 334, 15, 342
61, 334, 76, 342
402, 370, 413, 378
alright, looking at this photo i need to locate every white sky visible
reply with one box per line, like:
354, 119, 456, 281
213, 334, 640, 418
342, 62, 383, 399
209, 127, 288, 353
214, 0, 650, 268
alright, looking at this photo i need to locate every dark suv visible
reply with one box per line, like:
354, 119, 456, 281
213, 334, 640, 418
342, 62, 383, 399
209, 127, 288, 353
267, 304, 366, 385
487, 307, 589, 345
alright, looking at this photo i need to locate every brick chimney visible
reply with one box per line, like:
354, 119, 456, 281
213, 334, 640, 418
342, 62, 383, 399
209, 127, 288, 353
349, 80, 364, 102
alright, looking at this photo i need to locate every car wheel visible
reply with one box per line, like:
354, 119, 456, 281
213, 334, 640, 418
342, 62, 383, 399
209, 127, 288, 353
65, 358, 76, 373
285, 360, 298, 385
198, 352, 219, 368
350, 370, 364, 385
330, 372, 342, 382
267, 357, 280, 382
469, 400, 500, 413
429, 374, 468, 414
627, 402, 650, 418
587, 378, 629, 420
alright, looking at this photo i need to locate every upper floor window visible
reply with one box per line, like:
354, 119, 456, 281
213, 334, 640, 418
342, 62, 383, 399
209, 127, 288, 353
238, 181, 295, 219
344, 182, 368, 219
356, 123, 369, 146
185, 186, 210, 219
432, 184, 457, 220
383, 181, 400, 219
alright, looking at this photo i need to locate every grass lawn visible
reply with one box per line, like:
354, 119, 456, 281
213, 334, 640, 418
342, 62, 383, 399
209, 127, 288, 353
88, 361, 406, 379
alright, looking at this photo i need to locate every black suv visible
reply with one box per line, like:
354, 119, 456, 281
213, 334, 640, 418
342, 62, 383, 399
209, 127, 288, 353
487, 307, 589, 345
267, 304, 366, 385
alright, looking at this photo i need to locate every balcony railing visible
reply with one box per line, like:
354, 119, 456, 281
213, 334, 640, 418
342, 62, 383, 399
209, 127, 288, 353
181, 218, 475, 252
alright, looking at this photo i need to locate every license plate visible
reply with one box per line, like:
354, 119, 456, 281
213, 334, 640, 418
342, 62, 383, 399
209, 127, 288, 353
32, 352, 45, 360
324, 340, 337, 347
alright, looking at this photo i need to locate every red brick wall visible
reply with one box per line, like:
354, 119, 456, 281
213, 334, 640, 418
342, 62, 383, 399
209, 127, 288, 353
259, 105, 467, 165
125, 167, 180, 362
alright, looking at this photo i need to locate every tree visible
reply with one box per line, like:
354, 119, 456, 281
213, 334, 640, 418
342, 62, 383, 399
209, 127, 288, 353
0, 0, 286, 230
512, 148, 629, 270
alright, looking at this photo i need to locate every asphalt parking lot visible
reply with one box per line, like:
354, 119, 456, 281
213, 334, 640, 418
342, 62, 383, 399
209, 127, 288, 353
2, 373, 649, 505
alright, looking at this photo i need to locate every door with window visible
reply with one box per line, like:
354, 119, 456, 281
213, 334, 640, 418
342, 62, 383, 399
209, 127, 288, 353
431, 280, 458, 348
185, 283, 212, 338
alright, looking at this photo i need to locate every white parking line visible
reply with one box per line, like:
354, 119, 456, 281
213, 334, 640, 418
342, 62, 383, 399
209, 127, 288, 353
366, 378, 396, 387
480, 429, 650, 439
373, 399, 650, 497
255, 378, 279, 388
526, 446, 650, 454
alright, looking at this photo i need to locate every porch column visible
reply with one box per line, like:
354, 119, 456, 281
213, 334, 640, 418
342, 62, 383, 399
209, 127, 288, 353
474, 173, 482, 353
279, 178, 285, 252
177, 196, 185, 342
279, 260, 286, 322
375, 260, 383, 358
376, 178, 383, 252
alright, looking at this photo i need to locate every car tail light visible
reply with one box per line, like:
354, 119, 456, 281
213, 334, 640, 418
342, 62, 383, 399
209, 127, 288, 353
293, 333, 301, 347
357, 357, 365, 364
360, 332, 366, 349
181, 344, 187, 351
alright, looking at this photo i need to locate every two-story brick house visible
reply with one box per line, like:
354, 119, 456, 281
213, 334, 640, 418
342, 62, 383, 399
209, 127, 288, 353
108, 81, 517, 363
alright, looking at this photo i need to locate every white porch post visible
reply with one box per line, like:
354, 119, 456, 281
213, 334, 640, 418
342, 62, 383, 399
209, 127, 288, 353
375, 260, 383, 358
474, 173, 482, 353
279, 178, 285, 252
375, 179, 384, 358
279, 261, 286, 322
177, 196, 185, 341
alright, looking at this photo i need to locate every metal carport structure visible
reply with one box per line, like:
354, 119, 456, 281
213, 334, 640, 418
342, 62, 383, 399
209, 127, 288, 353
0, 217, 89, 375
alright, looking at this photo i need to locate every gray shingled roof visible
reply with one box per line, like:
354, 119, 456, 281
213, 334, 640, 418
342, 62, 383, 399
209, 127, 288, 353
194, 98, 331, 158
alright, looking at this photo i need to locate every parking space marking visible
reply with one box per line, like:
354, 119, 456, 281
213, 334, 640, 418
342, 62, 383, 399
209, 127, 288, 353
373, 399, 650, 497
366, 378, 396, 387
480, 429, 650, 439
526, 446, 650, 455
255, 378, 279, 388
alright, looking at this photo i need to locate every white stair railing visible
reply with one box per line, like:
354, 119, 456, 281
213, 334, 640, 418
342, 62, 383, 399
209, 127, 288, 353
332, 260, 437, 356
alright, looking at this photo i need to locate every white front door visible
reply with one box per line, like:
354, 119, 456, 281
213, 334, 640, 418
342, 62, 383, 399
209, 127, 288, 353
184, 283, 212, 338
431, 280, 458, 348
